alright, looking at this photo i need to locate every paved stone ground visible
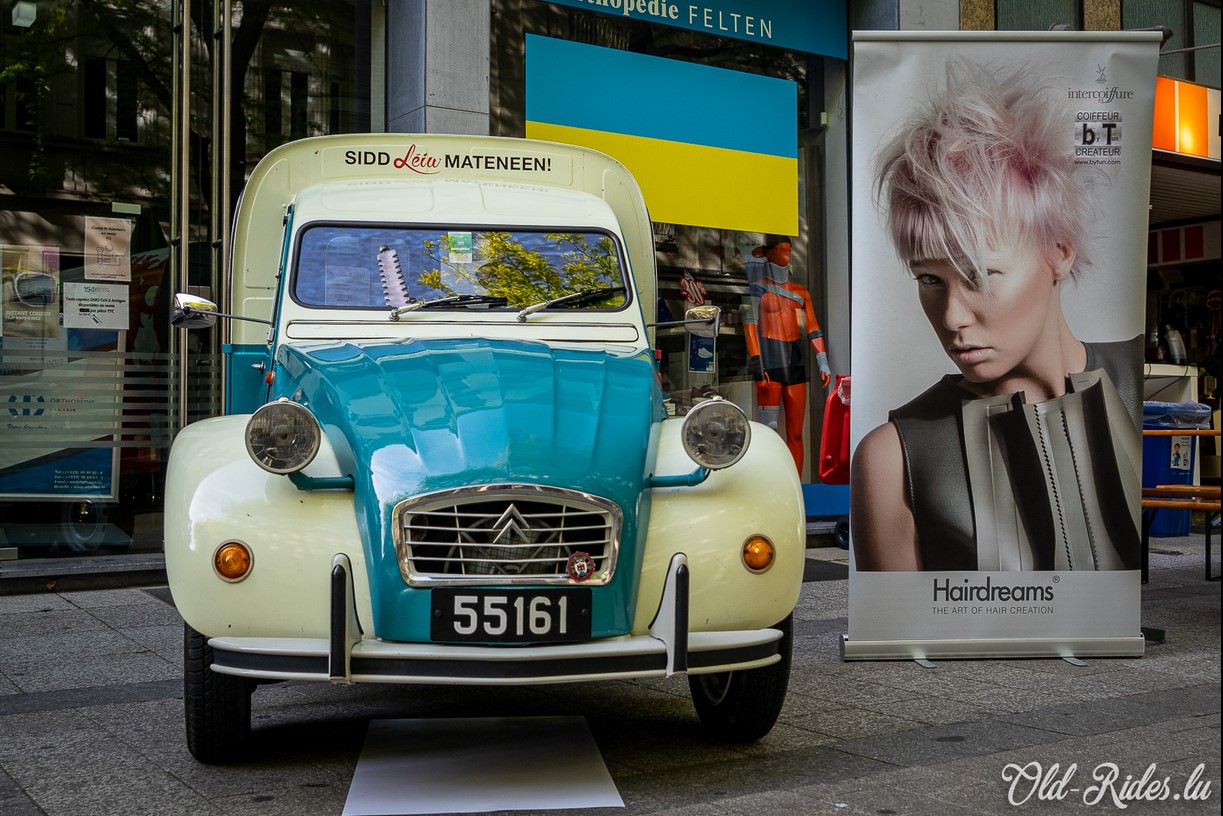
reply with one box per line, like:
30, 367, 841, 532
0, 535, 1217, 816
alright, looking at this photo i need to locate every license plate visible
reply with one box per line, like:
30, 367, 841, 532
430, 588, 592, 643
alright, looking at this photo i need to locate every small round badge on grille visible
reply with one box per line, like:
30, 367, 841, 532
566, 552, 596, 582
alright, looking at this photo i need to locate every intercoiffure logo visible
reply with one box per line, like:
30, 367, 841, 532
1067, 86, 1134, 104
1068, 65, 1134, 103
933, 577, 1055, 603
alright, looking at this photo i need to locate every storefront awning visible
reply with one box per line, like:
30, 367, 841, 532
1149, 152, 1221, 228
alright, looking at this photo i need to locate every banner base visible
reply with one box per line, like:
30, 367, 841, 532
840, 634, 1146, 661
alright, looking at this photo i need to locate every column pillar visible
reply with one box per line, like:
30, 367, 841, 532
385, 0, 490, 134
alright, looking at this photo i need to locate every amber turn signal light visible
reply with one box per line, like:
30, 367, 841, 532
742, 535, 775, 573
214, 541, 253, 582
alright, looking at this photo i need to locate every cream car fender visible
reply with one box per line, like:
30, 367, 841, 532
633, 418, 805, 636
164, 416, 372, 638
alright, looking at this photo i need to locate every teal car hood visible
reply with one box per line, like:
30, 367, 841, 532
275, 337, 662, 638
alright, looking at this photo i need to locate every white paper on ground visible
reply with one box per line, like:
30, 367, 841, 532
342, 716, 623, 815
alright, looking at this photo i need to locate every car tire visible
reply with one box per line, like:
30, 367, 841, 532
184, 623, 252, 763
833, 517, 850, 550
688, 615, 792, 742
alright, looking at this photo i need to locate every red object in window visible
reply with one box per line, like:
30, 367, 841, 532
818, 374, 851, 485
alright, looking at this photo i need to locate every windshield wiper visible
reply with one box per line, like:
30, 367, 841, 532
389, 294, 508, 321
515, 287, 625, 322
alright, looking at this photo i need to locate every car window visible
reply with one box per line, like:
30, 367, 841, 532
292, 226, 628, 311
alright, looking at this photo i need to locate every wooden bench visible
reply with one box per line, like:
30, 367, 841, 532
1140, 483, 1220, 583
1140, 428, 1220, 583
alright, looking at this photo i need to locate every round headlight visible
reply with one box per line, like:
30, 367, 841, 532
245, 399, 321, 474
681, 397, 750, 470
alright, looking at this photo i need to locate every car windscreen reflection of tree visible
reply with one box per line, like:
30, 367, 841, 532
420, 231, 624, 309
294, 227, 625, 311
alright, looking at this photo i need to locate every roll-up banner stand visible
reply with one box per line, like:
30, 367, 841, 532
846, 31, 1162, 660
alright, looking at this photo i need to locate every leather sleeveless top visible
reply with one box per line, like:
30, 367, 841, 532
888, 336, 1143, 571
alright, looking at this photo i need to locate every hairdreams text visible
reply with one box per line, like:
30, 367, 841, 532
933, 578, 1056, 603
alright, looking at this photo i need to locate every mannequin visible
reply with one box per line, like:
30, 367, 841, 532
743, 235, 831, 472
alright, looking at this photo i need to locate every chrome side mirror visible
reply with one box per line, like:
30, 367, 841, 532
172, 293, 218, 329
171, 293, 273, 329
683, 305, 721, 338
650, 304, 721, 337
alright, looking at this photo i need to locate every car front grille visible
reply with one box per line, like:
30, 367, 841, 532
392, 485, 622, 586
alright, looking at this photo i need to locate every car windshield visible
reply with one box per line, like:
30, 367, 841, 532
292, 226, 628, 313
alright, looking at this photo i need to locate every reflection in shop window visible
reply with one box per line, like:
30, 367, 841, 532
117, 67, 138, 142
81, 58, 142, 143
653, 224, 770, 417
291, 70, 308, 139
16, 76, 37, 132
263, 68, 283, 143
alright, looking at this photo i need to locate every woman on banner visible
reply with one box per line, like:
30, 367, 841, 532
850, 61, 1143, 572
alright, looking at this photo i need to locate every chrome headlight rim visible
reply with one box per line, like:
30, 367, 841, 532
681, 397, 750, 470
244, 398, 322, 475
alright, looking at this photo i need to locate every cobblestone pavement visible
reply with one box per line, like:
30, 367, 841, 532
0, 535, 1218, 815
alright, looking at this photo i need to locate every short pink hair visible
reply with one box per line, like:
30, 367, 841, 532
875, 60, 1091, 282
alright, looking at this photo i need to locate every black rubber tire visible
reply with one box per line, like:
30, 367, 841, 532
184, 623, 252, 763
833, 517, 851, 550
688, 615, 793, 742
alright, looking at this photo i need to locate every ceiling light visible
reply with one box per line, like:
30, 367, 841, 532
12, 2, 36, 28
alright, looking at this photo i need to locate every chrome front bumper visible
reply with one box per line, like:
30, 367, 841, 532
207, 552, 785, 685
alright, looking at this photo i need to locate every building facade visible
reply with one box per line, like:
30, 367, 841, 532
0, 0, 1217, 572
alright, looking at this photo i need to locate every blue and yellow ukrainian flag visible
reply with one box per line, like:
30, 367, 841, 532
525, 35, 798, 235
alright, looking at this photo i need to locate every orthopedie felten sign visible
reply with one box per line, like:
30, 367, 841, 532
540, 0, 847, 60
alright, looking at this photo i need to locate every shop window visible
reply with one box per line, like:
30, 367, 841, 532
84, 58, 106, 138
489, 0, 830, 479
330, 80, 341, 133
262, 68, 309, 144
263, 68, 283, 143
0, 29, 35, 133
290, 70, 308, 139
117, 67, 138, 142
0, 80, 36, 133
15, 76, 37, 132
1, 0, 372, 565
654, 225, 774, 410
82, 57, 141, 142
